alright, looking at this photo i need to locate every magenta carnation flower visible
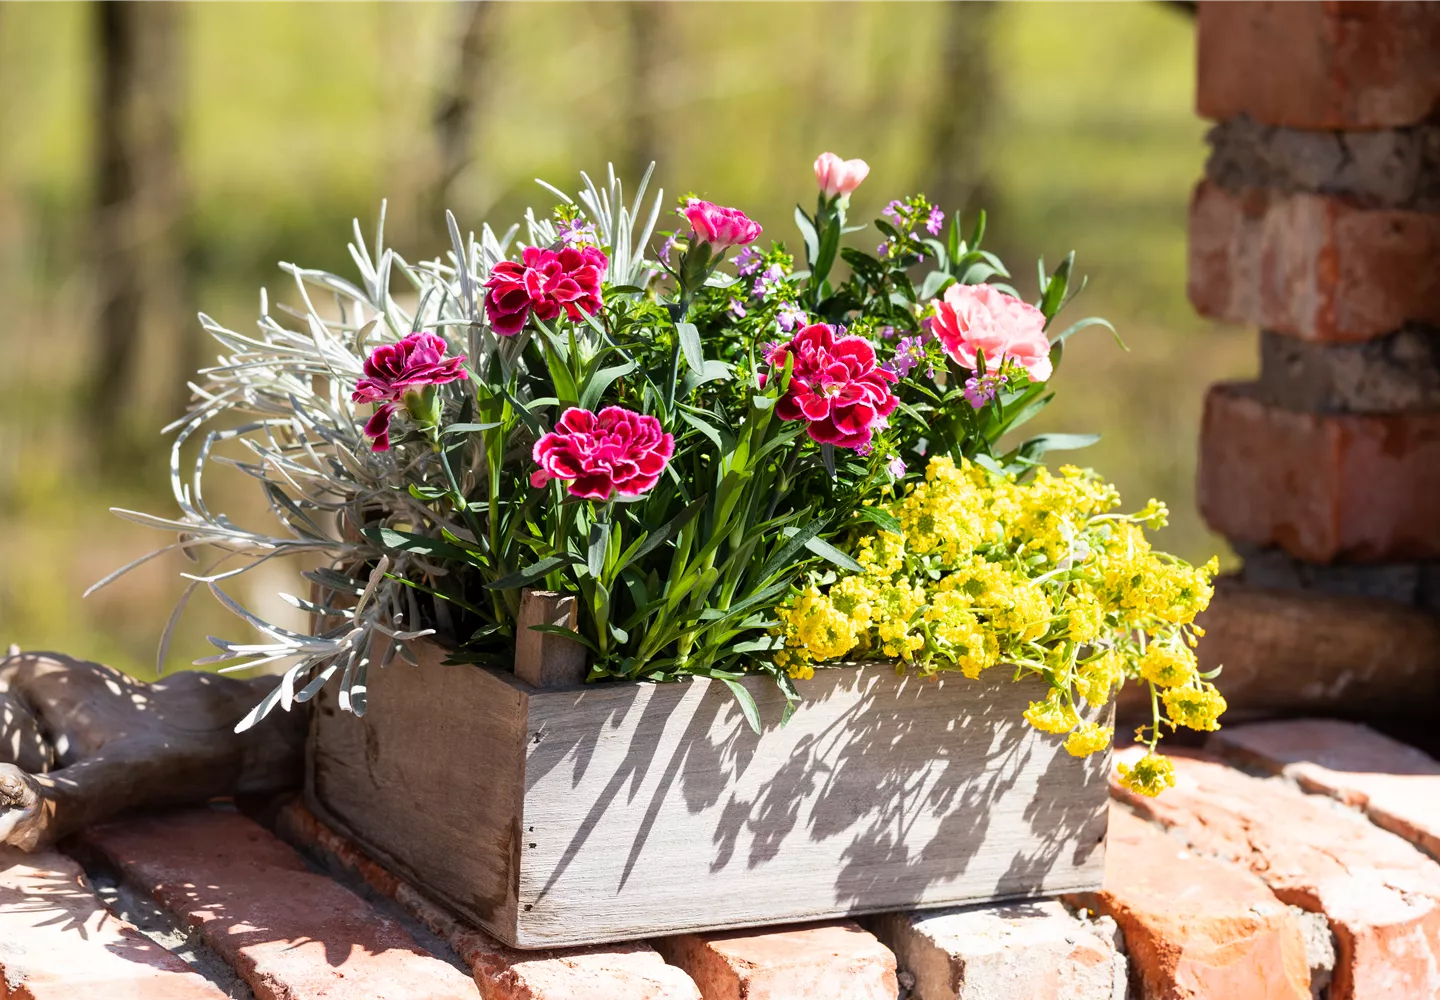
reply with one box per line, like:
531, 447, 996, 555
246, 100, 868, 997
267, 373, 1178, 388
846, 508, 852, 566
931, 283, 1052, 383
768, 323, 899, 451
530, 406, 675, 501
683, 199, 762, 250
352, 332, 468, 451
483, 245, 608, 336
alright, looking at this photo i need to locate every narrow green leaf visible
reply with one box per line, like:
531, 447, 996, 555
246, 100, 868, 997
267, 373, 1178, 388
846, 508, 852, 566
587, 518, 609, 579
854, 505, 903, 535
792, 529, 862, 572
720, 677, 763, 735
484, 554, 575, 590
580, 360, 638, 411
793, 205, 819, 263
362, 527, 477, 562
676, 322, 705, 377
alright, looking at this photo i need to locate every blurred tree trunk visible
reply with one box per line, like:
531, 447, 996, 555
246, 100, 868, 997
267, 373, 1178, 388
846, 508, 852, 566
91, 0, 191, 461
431, 0, 495, 231
621, 1, 670, 188
925, 1, 995, 218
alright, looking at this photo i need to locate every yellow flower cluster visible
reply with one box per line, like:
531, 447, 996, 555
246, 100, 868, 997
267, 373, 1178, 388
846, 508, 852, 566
772, 456, 1222, 793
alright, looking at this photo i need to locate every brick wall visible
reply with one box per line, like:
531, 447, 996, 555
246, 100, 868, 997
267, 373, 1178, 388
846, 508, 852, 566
1182, 1, 1440, 724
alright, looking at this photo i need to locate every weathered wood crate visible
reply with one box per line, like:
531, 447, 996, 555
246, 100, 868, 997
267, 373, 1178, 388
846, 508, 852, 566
305, 596, 1110, 948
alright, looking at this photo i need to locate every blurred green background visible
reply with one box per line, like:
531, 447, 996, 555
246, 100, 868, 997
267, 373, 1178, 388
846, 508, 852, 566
0, 1, 1251, 678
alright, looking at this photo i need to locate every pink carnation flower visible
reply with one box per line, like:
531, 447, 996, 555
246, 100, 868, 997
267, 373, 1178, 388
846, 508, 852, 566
531, 406, 675, 501
683, 199, 762, 250
931, 283, 1053, 382
768, 323, 899, 451
352, 332, 468, 451
813, 152, 870, 198
483, 246, 608, 336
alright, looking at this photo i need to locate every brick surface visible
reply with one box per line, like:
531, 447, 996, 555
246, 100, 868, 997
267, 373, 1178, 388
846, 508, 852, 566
79, 809, 478, 1000
1114, 576, 1440, 729
1197, 1, 1440, 129
868, 899, 1124, 1000
0, 846, 227, 1000
1258, 327, 1440, 414
1206, 118, 1440, 212
1235, 542, 1440, 614
1197, 382, 1440, 563
1189, 181, 1440, 342
1114, 748, 1440, 1000
654, 922, 897, 1000
1067, 805, 1311, 1000
1210, 720, 1440, 861
274, 800, 702, 1000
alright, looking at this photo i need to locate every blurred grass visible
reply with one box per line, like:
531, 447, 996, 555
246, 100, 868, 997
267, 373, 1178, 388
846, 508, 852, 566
0, 1, 1251, 678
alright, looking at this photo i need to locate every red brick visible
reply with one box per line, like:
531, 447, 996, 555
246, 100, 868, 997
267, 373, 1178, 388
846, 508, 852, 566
1210, 720, 1440, 861
868, 899, 1124, 1000
79, 809, 478, 1000
1198, 382, 1440, 562
1116, 579, 1440, 725
1188, 181, 1440, 342
0, 846, 227, 1000
654, 922, 897, 1000
1114, 748, 1440, 1000
274, 800, 701, 1000
1067, 805, 1311, 1000
1197, 1, 1440, 129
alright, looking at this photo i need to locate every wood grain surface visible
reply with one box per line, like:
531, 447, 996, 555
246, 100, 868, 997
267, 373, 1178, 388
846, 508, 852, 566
309, 641, 1110, 948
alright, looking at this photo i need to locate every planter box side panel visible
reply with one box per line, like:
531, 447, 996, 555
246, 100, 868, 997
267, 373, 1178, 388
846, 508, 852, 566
306, 648, 526, 931
516, 666, 1109, 946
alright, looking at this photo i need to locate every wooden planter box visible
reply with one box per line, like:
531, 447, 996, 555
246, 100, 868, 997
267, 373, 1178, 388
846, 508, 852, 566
305, 597, 1110, 948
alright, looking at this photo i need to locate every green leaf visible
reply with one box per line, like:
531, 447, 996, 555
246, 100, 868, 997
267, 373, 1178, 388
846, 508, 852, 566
813, 215, 841, 285
362, 527, 477, 562
678, 408, 725, 451
1039, 251, 1074, 320
441, 421, 503, 436
918, 270, 954, 301
793, 205, 820, 263
581, 360, 638, 411
484, 554, 576, 591
854, 505, 903, 535
757, 514, 826, 584
720, 677, 763, 735
680, 359, 733, 397
1021, 432, 1101, 455
676, 321, 705, 376
797, 531, 862, 572
528, 623, 602, 655
629, 494, 708, 564
587, 518, 609, 579
1050, 315, 1125, 349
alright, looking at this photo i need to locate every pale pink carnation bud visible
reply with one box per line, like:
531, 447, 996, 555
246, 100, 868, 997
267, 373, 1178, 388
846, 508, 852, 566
813, 152, 870, 198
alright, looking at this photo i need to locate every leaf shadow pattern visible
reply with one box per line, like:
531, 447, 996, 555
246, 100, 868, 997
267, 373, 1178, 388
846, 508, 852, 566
520, 663, 1109, 934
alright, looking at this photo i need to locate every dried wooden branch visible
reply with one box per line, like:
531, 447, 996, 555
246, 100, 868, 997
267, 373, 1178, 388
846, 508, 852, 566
0, 650, 305, 851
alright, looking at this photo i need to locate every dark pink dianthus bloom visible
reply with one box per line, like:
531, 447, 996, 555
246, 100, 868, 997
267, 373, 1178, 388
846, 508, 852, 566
683, 199, 762, 250
531, 406, 675, 501
483, 246, 608, 336
768, 323, 899, 451
352, 332, 468, 452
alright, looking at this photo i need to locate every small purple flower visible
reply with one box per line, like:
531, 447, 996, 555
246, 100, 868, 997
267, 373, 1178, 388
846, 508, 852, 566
877, 325, 897, 341
659, 233, 681, 266
733, 246, 763, 276
963, 371, 1010, 410
876, 240, 891, 257
728, 298, 747, 320
926, 206, 944, 236
753, 263, 786, 299
887, 335, 928, 378
855, 439, 874, 457
557, 218, 598, 247
882, 200, 903, 222
776, 302, 807, 333
887, 454, 906, 477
